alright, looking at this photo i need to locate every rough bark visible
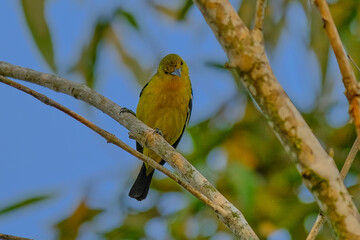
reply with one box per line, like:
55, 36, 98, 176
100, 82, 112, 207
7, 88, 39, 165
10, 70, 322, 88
192, 0, 360, 238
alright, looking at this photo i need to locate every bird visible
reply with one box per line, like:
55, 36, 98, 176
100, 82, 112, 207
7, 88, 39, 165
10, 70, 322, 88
129, 54, 192, 201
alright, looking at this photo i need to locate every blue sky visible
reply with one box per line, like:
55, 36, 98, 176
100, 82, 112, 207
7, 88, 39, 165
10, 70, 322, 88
0, 0, 346, 239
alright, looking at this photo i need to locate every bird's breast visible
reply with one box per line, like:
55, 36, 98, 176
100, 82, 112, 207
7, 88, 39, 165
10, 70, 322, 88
136, 77, 191, 144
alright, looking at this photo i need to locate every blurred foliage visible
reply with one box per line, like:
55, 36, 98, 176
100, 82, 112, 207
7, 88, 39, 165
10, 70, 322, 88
20, 0, 56, 72
150, 0, 193, 21
103, 208, 158, 239
0, 195, 51, 215
73, 21, 108, 88
55, 200, 103, 240
115, 8, 140, 30
6, 0, 360, 239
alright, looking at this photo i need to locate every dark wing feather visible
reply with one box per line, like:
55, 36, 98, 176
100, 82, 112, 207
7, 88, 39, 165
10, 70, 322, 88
172, 93, 193, 149
136, 81, 150, 153
139, 81, 149, 97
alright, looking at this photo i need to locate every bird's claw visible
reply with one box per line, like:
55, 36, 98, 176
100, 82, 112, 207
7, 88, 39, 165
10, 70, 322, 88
120, 107, 136, 116
154, 128, 163, 137
128, 132, 136, 140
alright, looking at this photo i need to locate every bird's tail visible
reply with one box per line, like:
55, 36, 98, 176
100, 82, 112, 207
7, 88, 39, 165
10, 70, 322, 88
129, 163, 154, 201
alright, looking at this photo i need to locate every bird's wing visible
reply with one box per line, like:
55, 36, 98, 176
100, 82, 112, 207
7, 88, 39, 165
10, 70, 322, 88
172, 92, 193, 149
136, 81, 151, 153
139, 81, 149, 97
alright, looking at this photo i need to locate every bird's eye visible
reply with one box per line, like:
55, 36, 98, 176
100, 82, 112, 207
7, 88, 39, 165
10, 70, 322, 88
181, 61, 183, 65
164, 71, 169, 74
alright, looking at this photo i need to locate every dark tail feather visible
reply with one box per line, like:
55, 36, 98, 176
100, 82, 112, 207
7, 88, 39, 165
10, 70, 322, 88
129, 163, 154, 201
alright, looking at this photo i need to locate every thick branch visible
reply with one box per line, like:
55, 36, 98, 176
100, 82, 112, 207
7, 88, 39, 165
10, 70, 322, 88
314, 0, 360, 136
192, 0, 360, 238
0, 63, 258, 239
307, 136, 360, 239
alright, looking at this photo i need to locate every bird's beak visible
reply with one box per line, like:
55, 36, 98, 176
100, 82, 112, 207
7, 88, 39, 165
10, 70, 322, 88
170, 67, 181, 77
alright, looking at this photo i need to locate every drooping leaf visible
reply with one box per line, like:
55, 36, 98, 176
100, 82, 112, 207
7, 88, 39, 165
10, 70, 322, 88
105, 26, 152, 85
238, 0, 257, 28
263, 15, 286, 50
73, 21, 109, 88
55, 200, 103, 240
0, 195, 51, 215
21, 0, 56, 72
205, 61, 227, 70
150, 3, 178, 20
151, 0, 193, 21
178, 0, 193, 21
329, 0, 357, 30
116, 9, 139, 30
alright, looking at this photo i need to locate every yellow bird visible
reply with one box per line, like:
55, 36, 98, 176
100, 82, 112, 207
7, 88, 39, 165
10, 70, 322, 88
129, 54, 192, 201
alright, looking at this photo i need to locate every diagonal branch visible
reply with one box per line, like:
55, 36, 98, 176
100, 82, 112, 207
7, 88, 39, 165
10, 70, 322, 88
0, 75, 224, 215
0, 63, 258, 239
306, 136, 360, 240
192, 0, 360, 238
314, 0, 360, 136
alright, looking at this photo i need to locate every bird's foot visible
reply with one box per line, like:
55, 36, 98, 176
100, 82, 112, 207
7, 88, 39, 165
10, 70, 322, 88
154, 128, 163, 137
128, 132, 136, 140
120, 107, 136, 116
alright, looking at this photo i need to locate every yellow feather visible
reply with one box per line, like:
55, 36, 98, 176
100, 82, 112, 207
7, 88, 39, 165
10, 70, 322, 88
136, 54, 192, 175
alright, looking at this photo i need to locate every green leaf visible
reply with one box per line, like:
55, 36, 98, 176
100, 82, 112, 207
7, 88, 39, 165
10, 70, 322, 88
238, 0, 257, 28
205, 61, 227, 70
105, 26, 152, 85
73, 21, 109, 88
0, 195, 51, 215
21, 0, 56, 72
178, 0, 193, 21
116, 9, 139, 30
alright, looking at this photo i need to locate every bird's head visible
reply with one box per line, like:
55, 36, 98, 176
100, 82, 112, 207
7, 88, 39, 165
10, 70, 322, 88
158, 54, 188, 78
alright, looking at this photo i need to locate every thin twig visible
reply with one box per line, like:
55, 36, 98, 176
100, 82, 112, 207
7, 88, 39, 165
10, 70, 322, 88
340, 136, 360, 179
348, 54, 360, 73
306, 212, 325, 240
314, 0, 360, 136
306, 136, 360, 240
0, 76, 226, 217
0, 233, 32, 240
254, 0, 266, 31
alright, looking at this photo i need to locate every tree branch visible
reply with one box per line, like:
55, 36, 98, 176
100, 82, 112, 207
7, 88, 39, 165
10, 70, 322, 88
0, 75, 225, 215
0, 64, 258, 239
306, 136, 360, 240
339, 136, 360, 179
306, 212, 325, 240
254, 0, 266, 31
314, 0, 360, 136
192, 0, 360, 238
0, 233, 32, 240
